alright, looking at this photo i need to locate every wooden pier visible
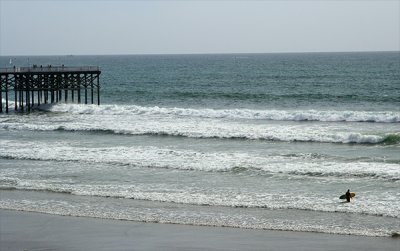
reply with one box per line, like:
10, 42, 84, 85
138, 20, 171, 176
0, 65, 101, 113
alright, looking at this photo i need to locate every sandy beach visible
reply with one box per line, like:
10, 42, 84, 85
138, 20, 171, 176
1, 209, 398, 251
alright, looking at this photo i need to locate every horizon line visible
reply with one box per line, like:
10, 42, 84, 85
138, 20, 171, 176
1, 50, 399, 57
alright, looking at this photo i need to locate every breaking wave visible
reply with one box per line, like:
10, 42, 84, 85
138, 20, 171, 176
1, 121, 397, 145
41, 104, 400, 123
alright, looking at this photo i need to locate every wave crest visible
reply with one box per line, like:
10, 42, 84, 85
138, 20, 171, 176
43, 104, 400, 123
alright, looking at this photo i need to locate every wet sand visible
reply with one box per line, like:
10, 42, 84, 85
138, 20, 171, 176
1, 209, 398, 251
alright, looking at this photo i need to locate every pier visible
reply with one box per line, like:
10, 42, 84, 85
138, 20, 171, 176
0, 65, 101, 113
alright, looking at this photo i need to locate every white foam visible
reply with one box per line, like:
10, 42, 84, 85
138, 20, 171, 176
0, 198, 393, 237
2, 174, 400, 219
0, 110, 395, 144
44, 104, 400, 123
1, 140, 399, 180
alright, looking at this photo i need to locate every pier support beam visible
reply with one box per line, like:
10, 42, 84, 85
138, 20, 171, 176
5, 75, 9, 113
97, 76, 100, 105
0, 66, 101, 112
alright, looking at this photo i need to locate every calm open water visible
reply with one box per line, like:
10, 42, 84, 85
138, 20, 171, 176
1, 52, 399, 236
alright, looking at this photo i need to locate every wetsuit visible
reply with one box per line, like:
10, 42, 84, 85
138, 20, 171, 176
345, 190, 351, 202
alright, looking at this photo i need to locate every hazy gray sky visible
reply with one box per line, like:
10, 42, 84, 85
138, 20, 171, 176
1, 0, 399, 55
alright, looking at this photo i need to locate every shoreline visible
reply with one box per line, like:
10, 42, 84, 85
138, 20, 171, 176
1, 209, 398, 251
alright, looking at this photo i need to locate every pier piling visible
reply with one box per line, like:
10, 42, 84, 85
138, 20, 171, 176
0, 66, 101, 113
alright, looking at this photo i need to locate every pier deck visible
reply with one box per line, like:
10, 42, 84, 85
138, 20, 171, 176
0, 65, 101, 113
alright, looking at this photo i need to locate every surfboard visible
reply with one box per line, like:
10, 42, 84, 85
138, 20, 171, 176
339, 192, 355, 200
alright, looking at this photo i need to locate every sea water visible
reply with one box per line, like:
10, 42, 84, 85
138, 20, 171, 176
1, 52, 399, 237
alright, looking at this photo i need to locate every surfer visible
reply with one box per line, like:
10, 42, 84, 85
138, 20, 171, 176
345, 189, 351, 202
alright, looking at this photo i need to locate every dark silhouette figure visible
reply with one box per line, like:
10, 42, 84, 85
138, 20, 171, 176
345, 189, 351, 202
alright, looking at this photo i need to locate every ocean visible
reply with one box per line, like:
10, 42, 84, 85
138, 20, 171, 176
1, 52, 399, 237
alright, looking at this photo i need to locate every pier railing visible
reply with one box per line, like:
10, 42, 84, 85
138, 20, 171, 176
0, 66, 100, 74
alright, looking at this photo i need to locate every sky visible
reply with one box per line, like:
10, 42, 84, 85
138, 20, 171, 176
0, 0, 399, 56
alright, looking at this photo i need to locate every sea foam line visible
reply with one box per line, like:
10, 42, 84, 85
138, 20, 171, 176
0, 199, 395, 237
1, 183, 399, 219
1, 140, 399, 180
0, 116, 397, 145
42, 103, 400, 123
